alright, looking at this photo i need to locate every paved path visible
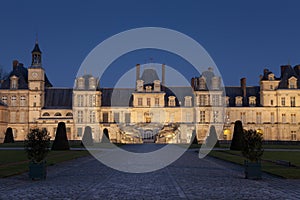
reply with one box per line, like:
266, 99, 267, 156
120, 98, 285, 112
0, 144, 300, 199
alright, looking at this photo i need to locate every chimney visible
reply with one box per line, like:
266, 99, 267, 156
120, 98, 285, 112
13, 60, 19, 70
280, 65, 289, 78
162, 64, 165, 85
294, 65, 300, 76
191, 77, 195, 89
240, 78, 247, 104
136, 64, 140, 82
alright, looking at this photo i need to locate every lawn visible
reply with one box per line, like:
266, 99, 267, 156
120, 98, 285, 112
209, 150, 300, 179
0, 150, 90, 178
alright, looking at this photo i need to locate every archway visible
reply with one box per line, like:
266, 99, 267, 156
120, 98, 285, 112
102, 128, 110, 143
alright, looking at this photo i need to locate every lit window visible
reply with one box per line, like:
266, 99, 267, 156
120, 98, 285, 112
77, 111, 83, 123
200, 111, 205, 123
199, 95, 206, 106
89, 111, 95, 123
213, 111, 219, 123
89, 95, 96, 107
77, 95, 84, 107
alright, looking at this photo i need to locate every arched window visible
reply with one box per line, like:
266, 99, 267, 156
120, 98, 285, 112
54, 112, 62, 116
42, 112, 50, 116
66, 112, 73, 117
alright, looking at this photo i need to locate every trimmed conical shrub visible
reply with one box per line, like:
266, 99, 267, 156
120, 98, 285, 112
3, 127, 14, 143
101, 128, 110, 143
191, 130, 198, 144
230, 120, 245, 150
81, 126, 94, 146
206, 125, 220, 148
51, 122, 70, 150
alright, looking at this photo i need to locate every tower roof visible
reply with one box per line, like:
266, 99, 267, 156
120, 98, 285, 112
31, 42, 42, 53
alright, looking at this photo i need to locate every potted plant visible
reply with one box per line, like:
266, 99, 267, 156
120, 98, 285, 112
24, 128, 51, 180
242, 129, 264, 180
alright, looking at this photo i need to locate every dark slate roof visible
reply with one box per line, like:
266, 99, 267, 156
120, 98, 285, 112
32, 42, 42, 53
225, 86, 260, 107
278, 65, 300, 89
164, 86, 194, 106
101, 88, 135, 107
0, 64, 52, 89
141, 68, 160, 84
44, 88, 73, 109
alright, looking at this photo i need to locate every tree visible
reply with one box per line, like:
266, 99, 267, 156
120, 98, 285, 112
3, 127, 14, 143
51, 122, 70, 150
81, 126, 94, 146
205, 125, 220, 148
230, 120, 245, 150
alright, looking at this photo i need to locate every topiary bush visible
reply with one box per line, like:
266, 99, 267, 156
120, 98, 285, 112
230, 120, 245, 151
81, 126, 94, 146
51, 122, 70, 150
242, 129, 264, 162
191, 130, 198, 144
24, 128, 51, 163
205, 125, 220, 148
3, 127, 14, 143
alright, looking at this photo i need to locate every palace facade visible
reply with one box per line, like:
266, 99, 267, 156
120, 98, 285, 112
0, 42, 299, 143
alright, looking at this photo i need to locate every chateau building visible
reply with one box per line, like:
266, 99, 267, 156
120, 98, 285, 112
0, 42, 299, 143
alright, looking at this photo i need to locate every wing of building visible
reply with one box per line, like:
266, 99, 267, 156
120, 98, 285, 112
0, 42, 299, 143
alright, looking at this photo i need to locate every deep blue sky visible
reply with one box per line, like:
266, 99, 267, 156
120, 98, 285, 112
0, 0, 300, 87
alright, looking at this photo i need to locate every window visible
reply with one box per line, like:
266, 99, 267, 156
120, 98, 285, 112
186, 112, 192, 122
42, 112, 50, 116
291, 114, 296, 124
77, 127, 83, 137
168, 96, 176, 107
10, 76, 18, 89
54, 112, 62, 116
146, 86, 152, 92
199, 77, 206, 89
200, 111, 205, 123
10, 112, 16, 123
281, 97, 285, 106
185, 96, 192, 107
138, 98, 143, 106
241, 112, 246, 124
271, 112, 274, 124
77, 95, 84, 107
291, 97, 296, 107
20, 112, 25, 122
2, 96, 7, 104
270, 85, 273, 90
199, 95, 206, 106
89, 77, 96, 89
114, 112, 120, 123
213, 111, 219, 123
147, 98, 151, 107
291, 131, 297, 141
89, 111, 95, 123
77, 111, 83, 123
11, 96, 17, 106
256, 112, 262, 124
102, 112, 109, 123
66, 112, 73, 117
77, 78, 84, 89
249, 96, 256, 106
89, 95, 96, 107
212, 95, 219, 106
125, 113, 131, 124
282, 113, 286, 123
225, 96, 230, 107
236, 96, 243, 107
155, 98, 159, 106
270, 100, 273, 106
20, 96, 26, 106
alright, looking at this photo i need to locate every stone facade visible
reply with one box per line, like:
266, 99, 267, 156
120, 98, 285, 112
0, 42, 299, 143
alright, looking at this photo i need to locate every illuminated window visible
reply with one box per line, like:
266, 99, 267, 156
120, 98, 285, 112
89, 111, 95, 123
77, 111, 83, 123
77, 78, 84, 89
77, 95, 84, 107
199, 95, 206, 106
213, 111, 219, 123
89, 95, 96, 107
200, 111, 205, 123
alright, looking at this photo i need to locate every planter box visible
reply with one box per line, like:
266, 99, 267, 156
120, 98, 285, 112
244, 160, 261, 180
29, 161, 47, 180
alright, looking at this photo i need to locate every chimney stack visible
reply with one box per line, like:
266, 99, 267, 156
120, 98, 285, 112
136, 64, 140, 82
162, 64, 165, 85
13, 60, 19, 70
240, 77, 247, 100
280, 65, 289, 78
191, 77, 195, 89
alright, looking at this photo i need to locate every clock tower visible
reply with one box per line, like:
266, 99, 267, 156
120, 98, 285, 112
28, 41, 45, 124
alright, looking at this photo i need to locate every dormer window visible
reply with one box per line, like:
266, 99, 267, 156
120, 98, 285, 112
168, 96, 176, 107
10, 76, 18, 89
77, 77, 84, 89
153, 80, 161, 92
268, 73, 275, 81
146, 86, 152, 92
199, 77, 206, 90
184, 96, 192, 107
136, 80, 144, 92
211, 76, 220, 90
235, 96, 243, 107
225, 96, 230, 106
1, 96, 7, 104
288, 77, 297, 89
89, 77, 96, 90
249, 96, 256, 106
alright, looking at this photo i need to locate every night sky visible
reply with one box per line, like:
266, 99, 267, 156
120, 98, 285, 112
0, 0, 299, 87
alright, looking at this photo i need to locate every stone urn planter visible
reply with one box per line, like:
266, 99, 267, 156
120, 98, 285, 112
242, 129, 264, 180
24, 128, 51, 180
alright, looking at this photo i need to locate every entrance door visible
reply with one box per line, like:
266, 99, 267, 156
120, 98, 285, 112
142, 130, 156, 143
